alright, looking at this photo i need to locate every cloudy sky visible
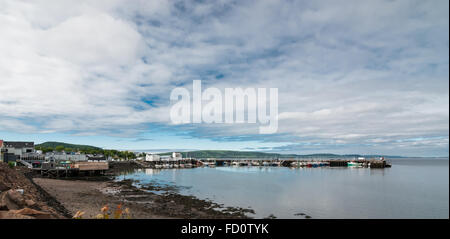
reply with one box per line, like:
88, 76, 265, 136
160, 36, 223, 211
0, 0, 448, 156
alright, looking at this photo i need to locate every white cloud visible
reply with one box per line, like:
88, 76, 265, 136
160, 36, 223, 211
0, 0, 448, 156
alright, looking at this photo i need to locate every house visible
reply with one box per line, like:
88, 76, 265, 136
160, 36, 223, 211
172, 152, 182, 161
0, 141, 35, 163
145, 153, 161, 162
45, 152, 87, 162
86, 154, 106, 161
160, 155, 172, 161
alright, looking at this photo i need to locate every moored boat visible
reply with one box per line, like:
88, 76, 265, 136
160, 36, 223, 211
271, 161, 281, 167
347, 161, 362, 167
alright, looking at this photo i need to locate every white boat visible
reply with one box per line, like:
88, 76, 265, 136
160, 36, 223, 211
347, 162, 362, 167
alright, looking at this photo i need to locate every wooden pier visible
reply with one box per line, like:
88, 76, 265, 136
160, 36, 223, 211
28, 161, 109, 178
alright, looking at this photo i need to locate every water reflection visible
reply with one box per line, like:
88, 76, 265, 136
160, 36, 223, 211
144, 168, 161, 175
117, 159, 449, 219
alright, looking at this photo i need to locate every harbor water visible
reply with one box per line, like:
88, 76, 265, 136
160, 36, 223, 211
117, 158, 449, 219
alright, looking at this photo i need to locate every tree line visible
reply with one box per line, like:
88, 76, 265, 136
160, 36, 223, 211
34, 146, 142, 160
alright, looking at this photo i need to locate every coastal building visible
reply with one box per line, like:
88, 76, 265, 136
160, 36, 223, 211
0, 140, 3, 162
142, 152, 183, 162
145, 153, 161, 162
44, 153, 105, 162
136, 156, 145, 161
87, 154, 106, 161
45, 152, 87, 162
172, 152, 182, 161
160, 155, 172, 161
0, 141, 41, 163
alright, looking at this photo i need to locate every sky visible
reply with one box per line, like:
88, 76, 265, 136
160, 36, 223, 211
0, 0, 448, 157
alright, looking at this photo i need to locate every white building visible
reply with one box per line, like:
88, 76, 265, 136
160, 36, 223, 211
172, 152, 182, 161
46, 152, 87, 162
145, 153, 161, 162
2, 141, 34, 157
0, 141, 36, 162
160, 155, 172, 161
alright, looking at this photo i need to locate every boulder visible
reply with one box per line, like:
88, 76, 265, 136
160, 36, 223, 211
25, 199, 36, 207
10, 208, 56, 219
0, 191, 8, 210
0, 210, 34, 219
0, 182, 10, 192
0, 189, 26, 210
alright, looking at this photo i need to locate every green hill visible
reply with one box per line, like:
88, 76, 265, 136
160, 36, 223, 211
161, 150, 298, 158
35, 141, 102, 151
159, 150, 401, 159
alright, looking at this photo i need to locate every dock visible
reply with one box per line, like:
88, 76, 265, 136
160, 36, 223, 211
17, 160, 109, 178
138, 158, 391, 169
17, 157, 390, 178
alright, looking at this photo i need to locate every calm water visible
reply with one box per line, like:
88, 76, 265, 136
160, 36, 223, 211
118, 158, 449, 219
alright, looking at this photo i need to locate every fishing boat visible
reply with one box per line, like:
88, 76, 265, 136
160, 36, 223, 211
239, 161, 249, 166
271, 161, 281, 167
347, 161, 362, 167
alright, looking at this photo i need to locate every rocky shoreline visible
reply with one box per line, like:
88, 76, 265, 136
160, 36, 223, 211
6, 161, 253, 219
32, 177, 252, 219
0, 162, 67, 219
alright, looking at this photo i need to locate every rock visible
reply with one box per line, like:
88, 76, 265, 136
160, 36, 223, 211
0, 182, 10, 192
0, 189, 26, 210
25, 199, 36, 207
0, 211, 34, 219
10, 208, 56, 219
0, 210, 35, 219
